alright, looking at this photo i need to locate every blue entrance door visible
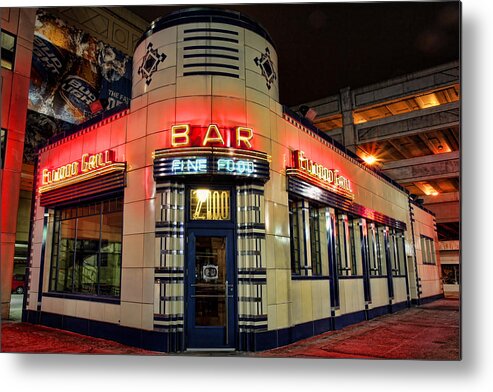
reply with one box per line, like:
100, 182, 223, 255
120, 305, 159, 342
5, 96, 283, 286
186, 229, 236, 349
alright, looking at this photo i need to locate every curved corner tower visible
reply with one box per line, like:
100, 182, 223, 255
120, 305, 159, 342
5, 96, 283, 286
132, 7, 279, 131
129, 8, 282, 352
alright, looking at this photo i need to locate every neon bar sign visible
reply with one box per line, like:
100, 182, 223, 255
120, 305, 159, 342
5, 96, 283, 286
42, 150, 115, 185
171, 157, 255, 175
171, 124, 254, 149
293, 150, 353, 194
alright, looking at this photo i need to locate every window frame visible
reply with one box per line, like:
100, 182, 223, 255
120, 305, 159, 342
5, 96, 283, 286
49, 197, 123, 299
1, 128, 7, 169
309, 204, 322, 276
1, 29, 16, 70
420, 234, 437, 265
389, 228, 406, 276
289, 199, 302, 275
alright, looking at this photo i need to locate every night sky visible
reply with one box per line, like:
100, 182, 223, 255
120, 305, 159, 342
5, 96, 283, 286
127, 2, 460, 107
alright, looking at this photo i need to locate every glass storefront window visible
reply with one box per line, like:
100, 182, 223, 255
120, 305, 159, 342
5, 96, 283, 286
348, 218, 363, 276
1, 128, 6, 169
394, 229, 406, 276
442, 264, 460, 285
309, 206, 322, 276
190, 189, 230, 220
336, 214, 351, 275
1, 30, 16, 70
421, 235, 436, 265
289, 200, 302, 275
50, 197, 123, 297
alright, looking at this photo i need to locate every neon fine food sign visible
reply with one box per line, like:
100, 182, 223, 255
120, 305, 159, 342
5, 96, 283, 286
42, 150, 115, 185
293, 150, 353, 195
171, 157, 255, 176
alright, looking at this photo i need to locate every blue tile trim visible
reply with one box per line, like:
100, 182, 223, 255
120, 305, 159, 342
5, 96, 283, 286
390, 300, 410, 313
64, 315, 89, 335
253, 330, 278, 351
24, 310, 184, 353
238, 277, 266, 284
367, 304, 390, 320
42, 292, 120, 304
313, 317, 333, 335
410, 293, 444, 306
277, 328, 291, 348
24, 296, 422, 354
291, 275, 331, 281
292, 320, 314, 341
334, 310, 367, 330
40, 311, 63, 329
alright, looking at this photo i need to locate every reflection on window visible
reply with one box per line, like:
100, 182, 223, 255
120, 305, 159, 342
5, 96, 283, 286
1, 128, 6, 169
50, 198, 123, 297
309, 206, 322, 276
368, 223, 387, 275
1, 30, 16, 70
421, 235, 436, 265
348, 218, 363, 276
336, 214, 353, 275
442, 264, 459, 285
289, 200, 302, 275
388, 228, 406, 276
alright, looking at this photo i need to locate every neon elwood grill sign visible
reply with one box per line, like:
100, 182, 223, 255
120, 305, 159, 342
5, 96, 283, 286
288, 150, 354, 199
39, 150, 125, 193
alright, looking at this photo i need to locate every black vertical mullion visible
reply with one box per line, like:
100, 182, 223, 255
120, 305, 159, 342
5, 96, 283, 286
360, 219, 372, 304
391, 230, 398, 275
342, 216, 349, 276
72, 215, 79, 293
376, 226, 383, 275
383, 228, 394, 299
400, 232, 411, 301
349, 219, 357, 274
301, 201, 309, 276
97, 201, 103, 296
327, 209, 340, 309
52, 213, 61, 291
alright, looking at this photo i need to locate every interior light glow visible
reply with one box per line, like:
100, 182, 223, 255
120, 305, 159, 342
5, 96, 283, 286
195, 189, 210, 203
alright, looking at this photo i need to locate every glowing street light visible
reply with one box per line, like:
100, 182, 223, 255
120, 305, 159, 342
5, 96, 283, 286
363, 155, 378, 165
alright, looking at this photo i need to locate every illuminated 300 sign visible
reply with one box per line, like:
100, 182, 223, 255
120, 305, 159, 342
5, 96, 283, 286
287, 150, 354, 199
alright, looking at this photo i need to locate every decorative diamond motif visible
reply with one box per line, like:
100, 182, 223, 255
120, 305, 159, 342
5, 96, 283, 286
254, 47, 277, 90
138, 42, 167, 86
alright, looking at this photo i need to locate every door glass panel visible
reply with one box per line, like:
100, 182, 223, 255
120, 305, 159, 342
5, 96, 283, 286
194, 237, 226, 327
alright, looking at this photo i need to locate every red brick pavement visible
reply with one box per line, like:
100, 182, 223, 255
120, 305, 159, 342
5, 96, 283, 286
1, 322, 158, 355
259, 298, 460, 360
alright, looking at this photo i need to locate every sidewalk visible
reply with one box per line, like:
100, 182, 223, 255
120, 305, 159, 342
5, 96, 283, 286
258, 298, 460, 360
1, 299, 460, 359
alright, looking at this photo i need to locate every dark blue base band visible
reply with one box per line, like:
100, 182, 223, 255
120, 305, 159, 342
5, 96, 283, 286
24, 299, 418, 353
24, 310, 182, 352
411, 293, 444, 306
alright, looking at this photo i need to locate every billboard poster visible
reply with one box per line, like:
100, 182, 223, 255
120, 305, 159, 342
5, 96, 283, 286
25, 10, 132, 163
